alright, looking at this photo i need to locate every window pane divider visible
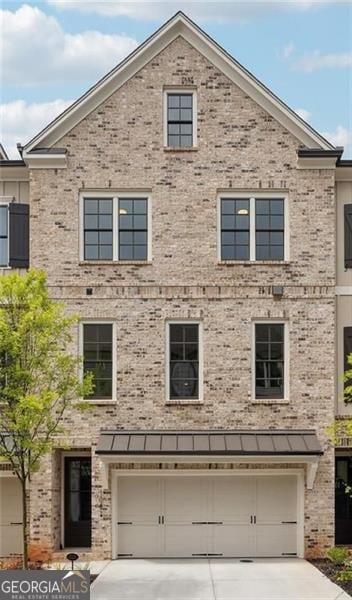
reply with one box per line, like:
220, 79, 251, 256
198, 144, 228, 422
249, 197, 256, 261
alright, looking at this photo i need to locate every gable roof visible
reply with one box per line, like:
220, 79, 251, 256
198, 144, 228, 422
23, 11, 334, 156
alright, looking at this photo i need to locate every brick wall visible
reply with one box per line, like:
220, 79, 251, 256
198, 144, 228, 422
27, 36, 336, 558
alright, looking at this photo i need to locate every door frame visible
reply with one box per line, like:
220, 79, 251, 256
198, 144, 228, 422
60, 451, 91, 549
111, 468, 305, 559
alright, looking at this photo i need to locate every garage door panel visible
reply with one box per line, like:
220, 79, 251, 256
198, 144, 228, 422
0, 477, 23, 557
118, 477, 161, 524
256, 524, 297, 557
0, 525, 22, 556
164, 477, 207, 523
212, 524, 255, 557
212, 477, 255, 522
256, 476, 297, 524
118, 525, 161, 557
164, 524, 207, 557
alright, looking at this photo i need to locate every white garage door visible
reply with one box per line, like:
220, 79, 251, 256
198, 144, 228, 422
0, 477, 23, 557
116, 475, 298, 558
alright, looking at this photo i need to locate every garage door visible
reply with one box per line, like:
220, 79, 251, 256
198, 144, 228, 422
116, 475, 298, 558
0, 477, 23, 556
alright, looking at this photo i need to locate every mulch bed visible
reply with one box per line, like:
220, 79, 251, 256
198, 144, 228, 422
310, 559, 352, 597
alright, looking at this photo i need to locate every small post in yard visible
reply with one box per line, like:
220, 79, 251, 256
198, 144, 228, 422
66, 552, 79, 571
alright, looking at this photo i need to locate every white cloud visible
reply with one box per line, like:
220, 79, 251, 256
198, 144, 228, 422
295, 51, 352, 72
47, 0, 333, 21
0, 99, 73, 158
322, 125, 352, 149
1, 4, 138, 85
282, 43, 295, 60
294, 108, 311, 121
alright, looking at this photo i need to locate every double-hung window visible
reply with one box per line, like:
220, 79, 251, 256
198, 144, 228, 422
82, 323, 114, 400
219, 195, 287, 261
167, 322, 202, 401
164, 91, 196, 148
82, 195, 150, 261
254, 323, 286, 400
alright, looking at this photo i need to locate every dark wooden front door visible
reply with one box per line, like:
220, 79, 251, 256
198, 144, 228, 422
64, 457, 91, 547
336, 456, 352, 545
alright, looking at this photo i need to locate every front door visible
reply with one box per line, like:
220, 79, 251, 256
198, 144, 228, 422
336, 457, 352, 545
64, 457, 91, 548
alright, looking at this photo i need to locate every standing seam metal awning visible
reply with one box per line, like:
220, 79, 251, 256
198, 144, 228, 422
96, 429, 323, 456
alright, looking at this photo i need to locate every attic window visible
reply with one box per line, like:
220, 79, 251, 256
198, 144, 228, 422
164, 90, 197, 148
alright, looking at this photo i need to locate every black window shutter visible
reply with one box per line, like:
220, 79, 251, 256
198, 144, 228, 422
344, 327, 352, 389
344, 204, 352, 268
9, 203, 29, 268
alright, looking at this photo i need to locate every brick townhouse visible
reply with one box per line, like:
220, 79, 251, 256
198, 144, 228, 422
1, 12, 352, 560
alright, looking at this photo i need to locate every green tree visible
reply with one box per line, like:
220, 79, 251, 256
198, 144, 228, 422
0, 270, 92, 568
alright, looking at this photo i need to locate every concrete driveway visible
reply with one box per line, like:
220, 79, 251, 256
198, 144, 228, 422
91, 558, 350, 600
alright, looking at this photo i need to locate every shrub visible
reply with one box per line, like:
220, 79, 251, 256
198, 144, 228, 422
327, 546, 349, 565
0, 557, 22, 570
336, 560, 352, 583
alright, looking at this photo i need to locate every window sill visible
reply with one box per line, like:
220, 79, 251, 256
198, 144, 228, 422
251, 398, 290, 405
217, 260, 290, 266
163, 147, 198, 153
165, 399, 204, 406
81, 399, 117, 405
79, 260, 152, 266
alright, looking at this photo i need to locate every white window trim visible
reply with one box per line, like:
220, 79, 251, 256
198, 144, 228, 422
217, 191, 289, 262
0, 198, 11, 269
79, 320, 117, 404
163, 89, 198, 148
165, 320, 203, 404
251, 320, 289, 403
79, 191, 152, 262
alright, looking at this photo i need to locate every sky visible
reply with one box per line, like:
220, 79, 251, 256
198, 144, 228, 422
1, 0, 351, 158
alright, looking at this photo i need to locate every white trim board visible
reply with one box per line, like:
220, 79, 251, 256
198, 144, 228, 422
23, 13, 333, 155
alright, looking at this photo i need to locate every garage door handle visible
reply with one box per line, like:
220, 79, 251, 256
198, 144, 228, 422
192, 521, 207, 525
208, 522, 223, 525
117, 522, 133, 525
10, 522, 23, 525
282, 521, 297, 524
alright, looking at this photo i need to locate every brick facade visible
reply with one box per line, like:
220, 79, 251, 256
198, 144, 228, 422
23, 36, 336, 558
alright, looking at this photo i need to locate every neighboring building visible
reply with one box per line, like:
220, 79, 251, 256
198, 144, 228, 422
0, 12, 351, 560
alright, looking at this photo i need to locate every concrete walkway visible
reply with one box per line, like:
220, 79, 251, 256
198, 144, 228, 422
91, 558, 351, 600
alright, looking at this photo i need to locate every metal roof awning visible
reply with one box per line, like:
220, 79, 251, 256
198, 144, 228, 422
96, 429, 323, 457
96, 430, 323, 490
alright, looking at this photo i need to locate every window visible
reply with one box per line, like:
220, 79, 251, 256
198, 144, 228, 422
84, 198, 113, 260
82, 195, 150, 261
0, 204, 8, 266
167, 323, 201, 401
82, 323, 113, 400
167, 93, 193, 147
344, 204, 352, 269
119, 198, 148, 260
220, 199, 250, 260
219, 195, 287, 261
255, 199, 284, 260
254, 323, 285, 400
